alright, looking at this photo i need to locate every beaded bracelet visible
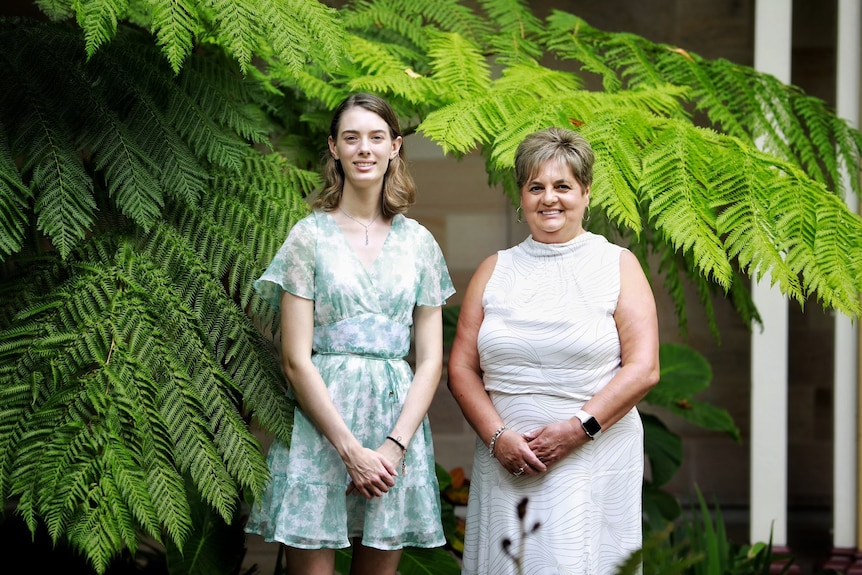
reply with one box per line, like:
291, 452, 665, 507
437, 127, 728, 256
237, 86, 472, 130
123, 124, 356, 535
487, 426, 508, 457
386, 435, 407, 475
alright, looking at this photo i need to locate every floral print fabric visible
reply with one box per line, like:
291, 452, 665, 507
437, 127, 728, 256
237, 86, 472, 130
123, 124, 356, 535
245, 210, 455, 550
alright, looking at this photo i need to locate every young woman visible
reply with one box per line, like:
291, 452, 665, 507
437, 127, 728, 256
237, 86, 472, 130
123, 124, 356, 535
246, 93, 454, 575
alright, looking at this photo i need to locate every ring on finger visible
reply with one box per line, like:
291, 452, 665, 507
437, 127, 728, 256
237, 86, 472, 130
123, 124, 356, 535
513, 466, 525, 477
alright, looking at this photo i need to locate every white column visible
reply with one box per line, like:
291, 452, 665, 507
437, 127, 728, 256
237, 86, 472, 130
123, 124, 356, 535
750, 0, 791, 548
833, 0, 861, 551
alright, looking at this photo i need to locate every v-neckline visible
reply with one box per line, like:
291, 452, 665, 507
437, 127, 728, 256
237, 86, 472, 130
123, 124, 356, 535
326, 210, 394, 274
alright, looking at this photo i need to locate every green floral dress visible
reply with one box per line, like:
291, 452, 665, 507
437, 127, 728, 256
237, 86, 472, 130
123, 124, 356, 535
245, 210, 455, 550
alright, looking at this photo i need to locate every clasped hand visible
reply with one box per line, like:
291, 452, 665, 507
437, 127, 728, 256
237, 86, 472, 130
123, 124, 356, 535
496, 420, 586, 477
344, 442, 402, 499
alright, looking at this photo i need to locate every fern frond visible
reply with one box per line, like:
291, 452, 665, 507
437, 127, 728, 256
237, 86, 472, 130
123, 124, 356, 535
81, 110, 165, 230
345, 34, 441, 104
29, 130, 98, 258
209, 155, 312, 307
136, 221, 294, 443
0, 124, 30, 259
88, 33, 210, 205
280, 69, 347, 111
542, 10, 622, 91
714, 143, 807, 302
345, 0, 488, 51
35, 0, 75, 21
777, 178, 862, 312
201, 0, 260, 74
541, 10, 862, 200
261, 0, 346, 76
0, 231, 285, 570
149, 0, 201, 73
75, 0, 128, 59
426, 30, 491, 101
476, 0, 544, 63
0, 24, 97, 258
639, 122, 734, 289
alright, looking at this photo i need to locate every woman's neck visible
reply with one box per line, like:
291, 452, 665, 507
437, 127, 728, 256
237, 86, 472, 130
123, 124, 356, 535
340, 187, 383, 220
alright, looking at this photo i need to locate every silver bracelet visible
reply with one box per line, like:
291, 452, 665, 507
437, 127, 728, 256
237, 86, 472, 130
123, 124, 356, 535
488, 425, 508, 457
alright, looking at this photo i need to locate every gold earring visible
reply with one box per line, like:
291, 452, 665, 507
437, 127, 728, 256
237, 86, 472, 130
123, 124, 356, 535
583, 205, 591, 223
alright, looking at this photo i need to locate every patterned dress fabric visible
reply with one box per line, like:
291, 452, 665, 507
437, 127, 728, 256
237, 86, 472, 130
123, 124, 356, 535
245, 210, 455, 550
461, 232, 643, 575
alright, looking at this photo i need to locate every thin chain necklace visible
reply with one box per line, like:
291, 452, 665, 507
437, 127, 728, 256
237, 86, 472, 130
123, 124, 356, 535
339, 207, 380, 246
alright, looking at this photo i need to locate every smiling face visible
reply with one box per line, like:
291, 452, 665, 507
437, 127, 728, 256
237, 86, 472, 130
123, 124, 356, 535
328, 106, 402, 194
520, 158, 590, 243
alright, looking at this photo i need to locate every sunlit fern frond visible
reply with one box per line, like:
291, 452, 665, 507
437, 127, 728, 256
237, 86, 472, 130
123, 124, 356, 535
476, 0, 544, 63
149, 0, 202, 73
542, 11, 862, 200
425, 30, 491, 102
344, 0, 489, 51
345, 34, 442, 104
637, 122, 734, 290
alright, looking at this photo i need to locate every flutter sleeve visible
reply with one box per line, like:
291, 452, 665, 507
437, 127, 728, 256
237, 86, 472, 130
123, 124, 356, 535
415, 227, 455, 307
252, 214, 317, 310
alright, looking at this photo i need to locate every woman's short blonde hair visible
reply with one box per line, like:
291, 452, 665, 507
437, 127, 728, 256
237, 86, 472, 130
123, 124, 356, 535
514, 127, 594, 190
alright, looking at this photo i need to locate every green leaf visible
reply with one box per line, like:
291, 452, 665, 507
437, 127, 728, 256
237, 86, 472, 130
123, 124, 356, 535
398, 547, 461, 575
642, 412, 682, 488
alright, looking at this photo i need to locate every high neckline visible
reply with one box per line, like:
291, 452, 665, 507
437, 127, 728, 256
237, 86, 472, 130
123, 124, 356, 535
520, 232, 599, 256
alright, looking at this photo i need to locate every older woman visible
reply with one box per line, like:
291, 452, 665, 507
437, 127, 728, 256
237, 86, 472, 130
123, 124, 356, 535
448, 127, 660, 574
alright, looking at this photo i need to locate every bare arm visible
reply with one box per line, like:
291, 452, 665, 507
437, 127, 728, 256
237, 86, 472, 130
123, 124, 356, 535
447, 254, 546, 475
581, 249, 660, 426
387, 304, 444, 446
524, 249, 660, 465
279, 291, 396, 498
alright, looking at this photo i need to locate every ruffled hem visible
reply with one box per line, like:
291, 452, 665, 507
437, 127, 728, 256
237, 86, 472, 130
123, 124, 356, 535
245, 477, 445, 550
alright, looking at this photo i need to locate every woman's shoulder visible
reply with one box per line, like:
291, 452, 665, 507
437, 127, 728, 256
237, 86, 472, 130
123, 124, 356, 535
582, 232, 626, 256
290, 209, 324, 233
394, 214, 436, 241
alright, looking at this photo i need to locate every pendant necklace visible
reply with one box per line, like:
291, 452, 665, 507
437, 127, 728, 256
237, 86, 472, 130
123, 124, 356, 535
340, 207, 380, 245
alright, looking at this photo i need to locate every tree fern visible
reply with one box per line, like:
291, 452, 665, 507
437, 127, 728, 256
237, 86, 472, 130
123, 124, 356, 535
543, 11, 862, 200
0, 17, 310, 572
3, 1, 862, 572
38, 0, 347, 76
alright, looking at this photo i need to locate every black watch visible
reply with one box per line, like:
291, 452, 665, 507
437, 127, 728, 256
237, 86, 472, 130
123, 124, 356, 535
575, 410, 602, 440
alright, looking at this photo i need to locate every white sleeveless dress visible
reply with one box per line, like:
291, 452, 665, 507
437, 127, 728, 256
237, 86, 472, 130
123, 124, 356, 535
461, 232, 643, 575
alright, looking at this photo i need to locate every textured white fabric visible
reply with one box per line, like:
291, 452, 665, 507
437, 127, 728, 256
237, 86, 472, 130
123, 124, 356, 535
461, 233, 643, 575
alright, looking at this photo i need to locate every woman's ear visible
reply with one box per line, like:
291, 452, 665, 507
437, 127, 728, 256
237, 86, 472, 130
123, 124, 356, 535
328, 136, 338, 160
391, 135, 403, 159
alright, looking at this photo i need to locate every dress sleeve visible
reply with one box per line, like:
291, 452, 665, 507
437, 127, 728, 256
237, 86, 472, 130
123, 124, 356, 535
252, 214, 317, 310
416, 228, 456, 307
